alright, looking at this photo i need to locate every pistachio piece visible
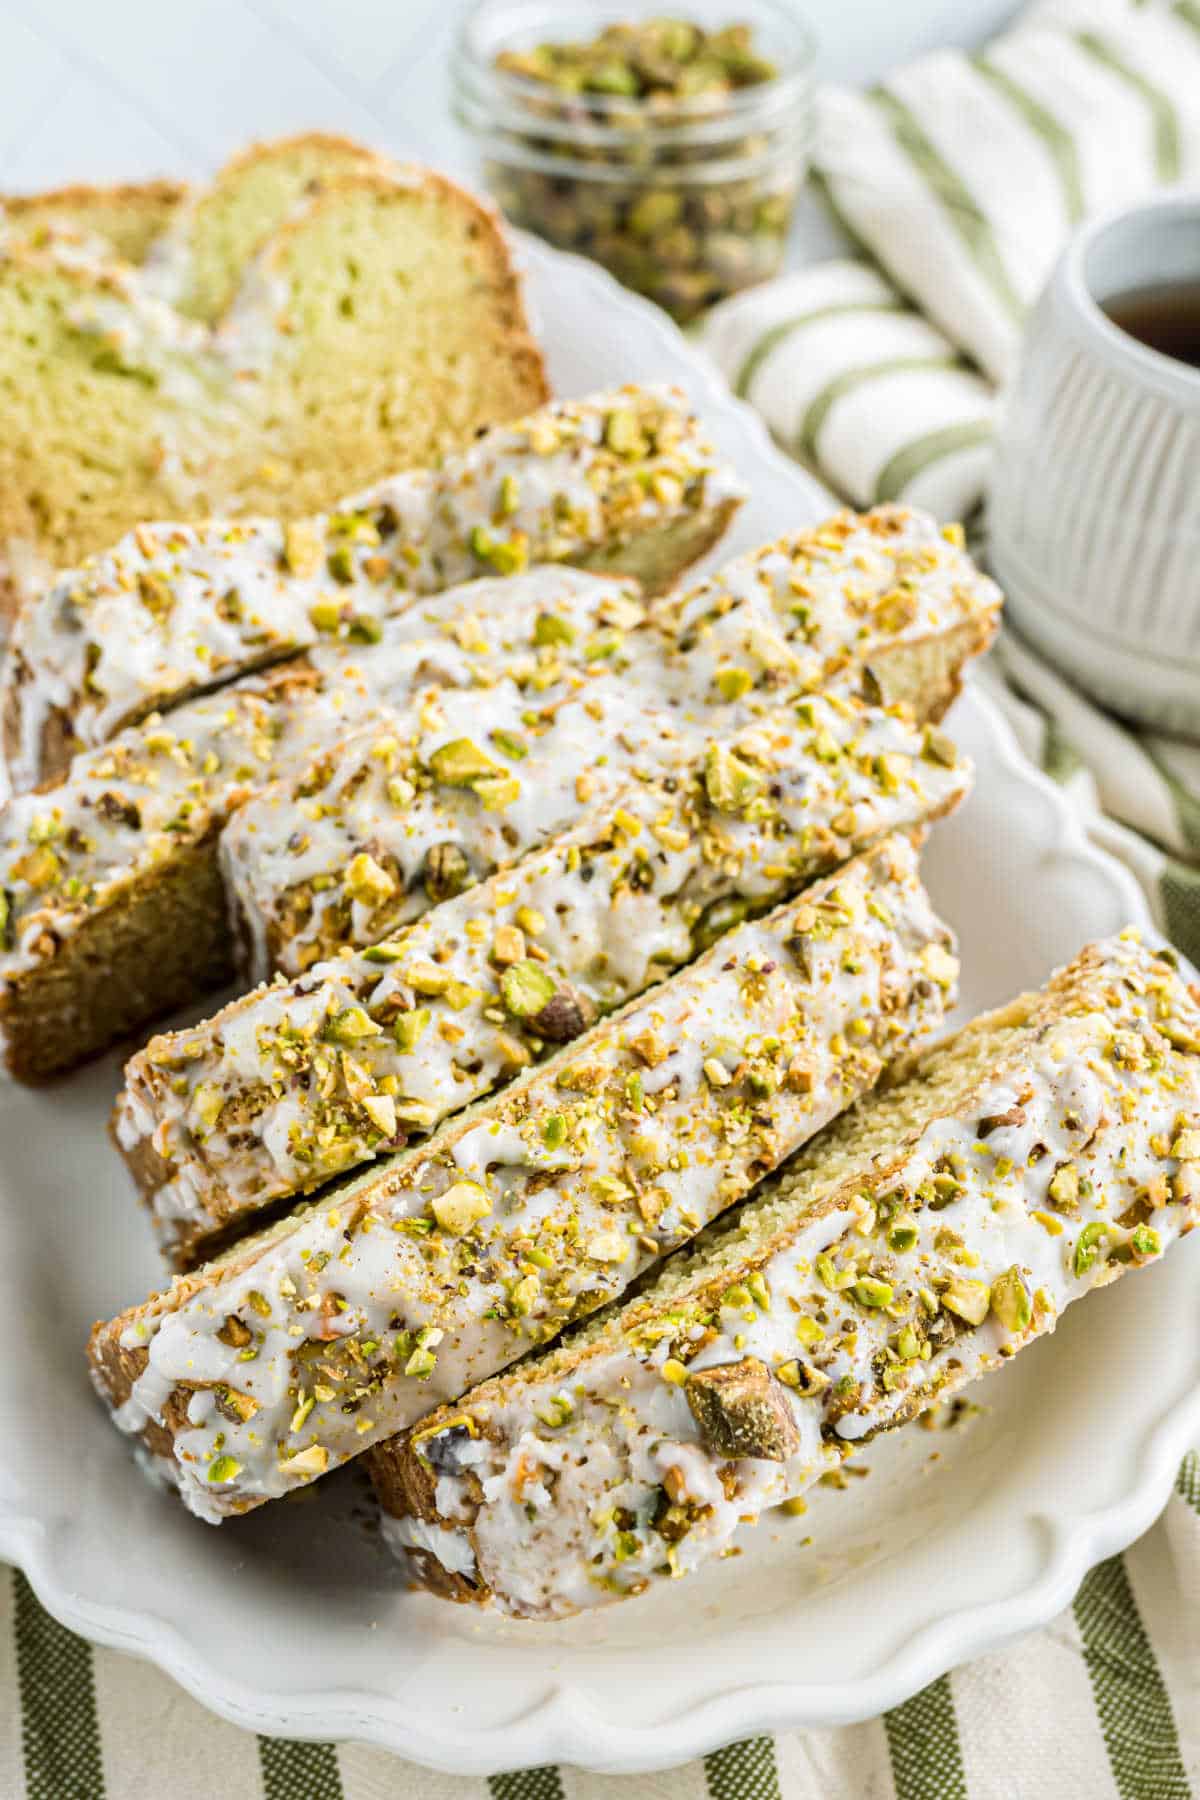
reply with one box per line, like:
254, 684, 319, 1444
428, 738, 503, 787
279, 1445, 329, 1477
392, 1007, 430, 1054
207, 1454, 243, 1484
1131, 1224, 1162, 1259
325, 1005, 381, 1043
942, 1276, 991, 1326
887, 1215, 919, 1252
191, 1081, 224, 1131
343, 851, 396, 908
530, 985, 596, 1043
137, 570, 174, 618
432, 1180, 492, 1235
422, 840, 471, 903
473, 774, 522, 811
853, 1275, 894, 1308
214, 1385, 259, 1424
501, 959, 558, 1020
282, 519, 324, 578
327, 544, 356, 584
604, 408, 648, 458
715, 665, 754, 702
989, 1264, 1032, 1332
704, 742, 763, 813
405, 1325, 444, 1378
533, 611, 576, 648
692, 894, 750, 953
922, 726, 959, 768
1047, 1162, 1080, 1210
361, 1093, 397, 1137
920, 943, 959, 990
685, 1357, 801, 1462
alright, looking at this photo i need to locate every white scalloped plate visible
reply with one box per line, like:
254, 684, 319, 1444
3, 237, 1199, 1778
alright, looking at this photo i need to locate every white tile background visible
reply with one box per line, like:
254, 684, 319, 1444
0, 0, 1021, 195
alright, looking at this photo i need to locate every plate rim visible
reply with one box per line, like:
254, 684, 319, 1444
3, 234, 1189, 1778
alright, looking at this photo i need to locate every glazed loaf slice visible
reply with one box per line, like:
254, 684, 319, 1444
222, 509, 1000, 980
88, 836, 956, 1522
115, 693, 971, 1267
3, 386, 745, 789
368, 933, 1200, 1619
0, 565, 659, 1080
0, 510, 996, 1081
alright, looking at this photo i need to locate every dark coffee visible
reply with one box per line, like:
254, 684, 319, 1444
1103, 281, 1200, 369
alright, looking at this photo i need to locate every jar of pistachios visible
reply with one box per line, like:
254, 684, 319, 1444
452, 1, 814, 324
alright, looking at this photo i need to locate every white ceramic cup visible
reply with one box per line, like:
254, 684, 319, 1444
989, 193, 1200, 733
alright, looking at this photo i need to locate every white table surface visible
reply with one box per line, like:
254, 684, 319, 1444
0, 0, 1021, 203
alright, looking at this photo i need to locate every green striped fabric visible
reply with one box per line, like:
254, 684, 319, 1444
813, 0, 1200, 383
697, 261, 997, 523
702, 0, 1200, 534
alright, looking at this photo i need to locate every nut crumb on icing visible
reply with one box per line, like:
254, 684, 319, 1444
115, 690, 971, 1263
88, 835, 955, 1522
373, 932, 1200, 1618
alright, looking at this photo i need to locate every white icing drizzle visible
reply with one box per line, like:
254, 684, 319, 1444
3, 386, 745, 789
0, 566, 641, 987
219, 509, 999, 980
0, 512, 996, 1066
91, 837, 956, 1522
383, 933, 1200, 1618
114, 691, 970, 1263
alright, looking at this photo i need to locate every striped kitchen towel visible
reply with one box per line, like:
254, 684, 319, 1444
697, 259, 996, 523
4, 1461, 1199, 1797
817, 0, 1200, 383
979, 641, 1200, 969
697, 0, 1200, 524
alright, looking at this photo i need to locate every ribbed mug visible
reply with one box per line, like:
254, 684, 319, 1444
989, 194, 1200, 732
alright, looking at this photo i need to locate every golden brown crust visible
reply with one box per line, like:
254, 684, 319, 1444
2, 179, 187, 263
203, 132, 389, 186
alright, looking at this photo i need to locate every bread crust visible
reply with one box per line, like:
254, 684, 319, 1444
87, 838, 956, 1522
368, 937, 1200, 1616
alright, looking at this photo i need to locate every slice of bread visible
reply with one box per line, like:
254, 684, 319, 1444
114, 691, 971, 1268
0, 144, 547, 621
87, 836, 956, 1523
0, 510, 998, 1082
0, 180, 186, 266
161, 133, 386, 322
3, 385, 744, 789
0, 565, 638, 1081
221, 509, 999, 981
368, 933, 1200, 1617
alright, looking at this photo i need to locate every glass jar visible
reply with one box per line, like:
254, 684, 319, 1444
452, 0, 815, 324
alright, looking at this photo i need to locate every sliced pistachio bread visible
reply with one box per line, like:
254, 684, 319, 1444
115, 692, 971, 1267
88, 836, 956, 1523
221, 508, 999, 981
0, 563, 685, 1080
0, 142, 547, 622
152, 133, 387, 323
0, 180, 186, 267
3, 386, 744, 789
645, 509, 999, 728
0, 510, 995, 1081
369, 932, 1200, 1618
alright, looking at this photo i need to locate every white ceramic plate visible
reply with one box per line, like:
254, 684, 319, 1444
3, 238, 1199, 1778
